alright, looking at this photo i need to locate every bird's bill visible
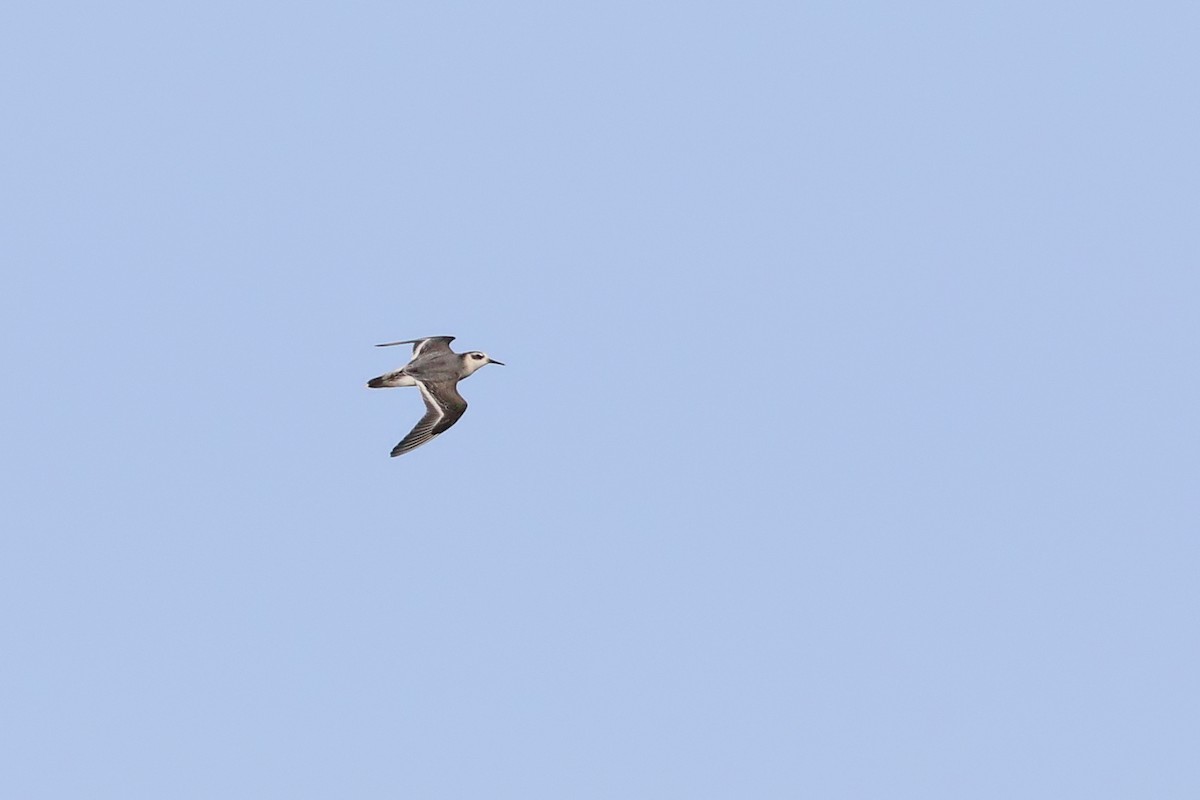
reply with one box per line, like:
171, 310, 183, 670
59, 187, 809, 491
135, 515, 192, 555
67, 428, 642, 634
488, 358, 505, 366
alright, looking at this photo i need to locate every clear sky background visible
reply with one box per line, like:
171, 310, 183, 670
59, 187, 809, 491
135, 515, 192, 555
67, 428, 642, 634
2, 2, 1198, 798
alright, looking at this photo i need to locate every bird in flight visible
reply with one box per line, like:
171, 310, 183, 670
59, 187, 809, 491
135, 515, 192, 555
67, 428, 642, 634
366, 336, 504, 457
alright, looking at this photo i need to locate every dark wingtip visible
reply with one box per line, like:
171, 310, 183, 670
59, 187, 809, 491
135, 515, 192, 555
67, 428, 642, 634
367, 377, 386, 388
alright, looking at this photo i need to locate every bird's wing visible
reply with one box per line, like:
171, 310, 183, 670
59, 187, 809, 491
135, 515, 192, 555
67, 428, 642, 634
375, 336, 456, 356
390, 380, 469, 457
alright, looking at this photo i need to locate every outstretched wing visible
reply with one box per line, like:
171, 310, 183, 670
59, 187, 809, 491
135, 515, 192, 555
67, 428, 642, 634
390, 380, 468, 457
375, 336, 456, 357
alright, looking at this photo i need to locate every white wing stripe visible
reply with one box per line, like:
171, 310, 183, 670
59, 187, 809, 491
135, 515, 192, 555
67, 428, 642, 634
416, 380, 446, 421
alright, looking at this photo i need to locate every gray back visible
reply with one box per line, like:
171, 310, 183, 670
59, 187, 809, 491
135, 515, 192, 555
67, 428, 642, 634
405, 349, 463, 384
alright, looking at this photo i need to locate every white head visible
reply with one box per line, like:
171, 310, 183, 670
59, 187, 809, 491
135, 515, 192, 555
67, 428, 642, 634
462, 351, 504, 375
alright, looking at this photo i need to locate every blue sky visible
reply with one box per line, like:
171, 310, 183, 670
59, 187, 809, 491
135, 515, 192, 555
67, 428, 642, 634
2, 2, 1198, 797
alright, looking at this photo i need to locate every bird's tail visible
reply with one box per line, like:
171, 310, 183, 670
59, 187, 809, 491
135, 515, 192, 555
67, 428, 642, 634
367, 370, 415, 388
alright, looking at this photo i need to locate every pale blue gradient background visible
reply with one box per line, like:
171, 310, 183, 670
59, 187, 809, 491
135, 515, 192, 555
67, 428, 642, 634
3, 2, 1198, 797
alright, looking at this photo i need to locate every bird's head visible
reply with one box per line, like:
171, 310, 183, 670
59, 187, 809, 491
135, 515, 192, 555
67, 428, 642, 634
463, 351, 504, 375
